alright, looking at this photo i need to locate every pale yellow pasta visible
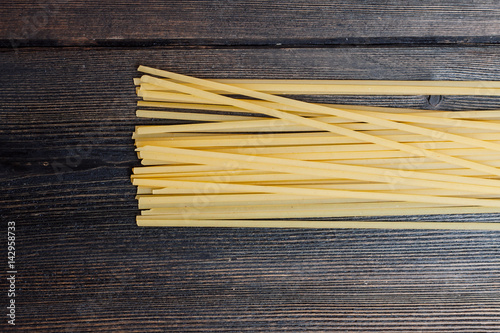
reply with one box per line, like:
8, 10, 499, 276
131, 66, 500, 229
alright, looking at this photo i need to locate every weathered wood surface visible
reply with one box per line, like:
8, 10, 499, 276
2, 47, 500, 331
3, 1, 500, 47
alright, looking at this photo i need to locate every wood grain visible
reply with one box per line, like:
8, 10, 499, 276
2, 47, 500, 331
2, 1, 500, 47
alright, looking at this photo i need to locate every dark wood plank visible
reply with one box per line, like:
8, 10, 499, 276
2, 47, 500, 331
3, 1, 500, 47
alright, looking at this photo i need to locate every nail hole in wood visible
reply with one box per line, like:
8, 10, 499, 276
427, 95, 443, 107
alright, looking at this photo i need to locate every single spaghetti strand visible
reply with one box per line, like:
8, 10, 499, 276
139, 206, 500, 219
136, 76, 500, 88
135, 218, 500, 230
136, 79, 500, 95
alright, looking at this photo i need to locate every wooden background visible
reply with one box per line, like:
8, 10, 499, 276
2, 1, 500, 331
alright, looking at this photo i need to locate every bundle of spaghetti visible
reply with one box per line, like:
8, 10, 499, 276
131, 65, 500, 230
